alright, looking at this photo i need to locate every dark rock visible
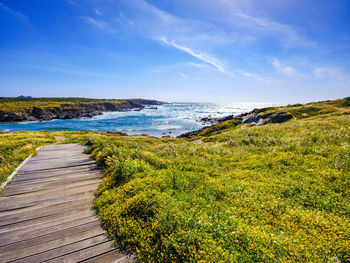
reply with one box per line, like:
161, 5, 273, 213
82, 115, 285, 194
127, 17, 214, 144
130, 99, 166, 105
31, 107, 43, 119
256, 112, 293, 126
180, 107, 294, 138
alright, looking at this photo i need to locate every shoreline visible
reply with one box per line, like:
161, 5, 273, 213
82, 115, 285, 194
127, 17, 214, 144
0, 98, 165, 123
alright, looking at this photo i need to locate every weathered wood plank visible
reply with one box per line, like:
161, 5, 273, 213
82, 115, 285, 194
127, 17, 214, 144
11, 234, 110, 263
0, 183, 99, 208
0, 198, 94, 228
0, 190, 96, 216
81, 250, 134, 263
0, 144, 128, 262
0, 221, 102, 253
7, 172, 102, 187
0, 180, 100, 197
0, 210, 94, 235
0, 215, 98, 246
13, 165, 100, 180
45, 242, 121, 263
2, 178, 101, 197
1, 226, 105, 262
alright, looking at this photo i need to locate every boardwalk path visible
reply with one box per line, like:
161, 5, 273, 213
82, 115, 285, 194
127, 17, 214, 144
0, 144, 132, 263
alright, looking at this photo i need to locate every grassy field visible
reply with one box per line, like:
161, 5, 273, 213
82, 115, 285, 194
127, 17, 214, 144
0, 97, 126, 113
260, 97, 350, 120
0, 98, 349, 262
0, 131, 56, 185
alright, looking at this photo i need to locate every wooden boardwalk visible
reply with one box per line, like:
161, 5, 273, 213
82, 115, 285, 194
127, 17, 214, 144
0, 144, 133, 263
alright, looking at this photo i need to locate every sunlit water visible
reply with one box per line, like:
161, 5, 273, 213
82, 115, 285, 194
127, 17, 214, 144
0, 102, 275, 137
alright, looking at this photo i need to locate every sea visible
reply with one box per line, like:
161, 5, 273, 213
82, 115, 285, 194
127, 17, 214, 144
0, 102, 274, 137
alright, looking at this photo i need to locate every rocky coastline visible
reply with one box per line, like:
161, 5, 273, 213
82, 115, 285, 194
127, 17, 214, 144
0, 99, 165, 123
179, 107, 293, 138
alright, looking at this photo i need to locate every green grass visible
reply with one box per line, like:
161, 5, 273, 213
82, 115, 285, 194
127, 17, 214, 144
0, 131, 56, 185
1, 97, 349, 262
69, 115, 349, 262
271, 97, 350, 120
0, 97, 127, 113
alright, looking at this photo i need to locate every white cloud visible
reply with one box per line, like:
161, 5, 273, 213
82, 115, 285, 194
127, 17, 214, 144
188, 0, 313, 48
25, 64, 117, 78
80, 16, 117, 33
66, 0, 78, 6
95, 9, 102, 16
272, 59, 303, 77
235, 70, 265, 83
157, 37, 225, 72
234, 12, 313, 48
0, 2, 30, 23
314, 67, 342, 79
178, 73, 188, 79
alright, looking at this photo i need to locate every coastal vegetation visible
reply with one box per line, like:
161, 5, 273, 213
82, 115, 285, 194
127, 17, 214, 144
0, 131, 56, 185
0, 97, 125, 112
0, 98, 349, 262
0, 97, 163, 122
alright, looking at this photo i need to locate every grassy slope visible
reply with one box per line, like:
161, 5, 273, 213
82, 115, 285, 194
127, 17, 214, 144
0, 98, 349, 262
0, 131, 56, 184
0, 97, 126, 113
265, 97, 350, 120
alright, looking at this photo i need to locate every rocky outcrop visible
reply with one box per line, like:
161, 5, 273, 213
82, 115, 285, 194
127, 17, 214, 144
234, 109, 293, 125
130, 99, 166, 105
183, 108, 294, 138
0, 100, 164, 123
199, 107, 293, 126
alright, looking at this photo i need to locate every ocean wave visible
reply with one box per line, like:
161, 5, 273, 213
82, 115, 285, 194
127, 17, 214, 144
0, 102, 276, 136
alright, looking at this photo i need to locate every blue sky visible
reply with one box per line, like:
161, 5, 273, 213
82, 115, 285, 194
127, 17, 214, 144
0, 0, 349, 103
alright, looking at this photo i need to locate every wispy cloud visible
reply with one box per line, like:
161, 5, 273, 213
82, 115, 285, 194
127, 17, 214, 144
157, 37, 225, 72
95, 9, 102, 16
272, 59, 304, 77
80, 16, 117, 33
24, 63, 117, 78
0, 2, 30, 23
65, 0, 78, 6
77, 0, 317, 82
236, 12, 313, 48
178, 73, 188, 79
191, 0, 313, 48
314, 67, 343, 79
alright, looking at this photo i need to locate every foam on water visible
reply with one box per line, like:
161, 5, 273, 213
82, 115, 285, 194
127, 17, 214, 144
0, 102, 274, 137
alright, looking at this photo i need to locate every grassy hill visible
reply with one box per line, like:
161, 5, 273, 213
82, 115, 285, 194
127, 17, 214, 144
0, 97, 163, 122
0, 97, 124, 112
1, 97, 349, 262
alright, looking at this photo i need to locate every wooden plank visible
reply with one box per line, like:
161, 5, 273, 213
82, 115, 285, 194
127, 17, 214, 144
82, 250, 134, 263
0, 197, 92, 234
18, 161, 96, 173
13, 165, 100, 180
0, 180, 100, 197
0, 215, 98, 246
0, 197, 94, 226
1, 225, 106, 262
45, 241, 118, 263
11, 234, 110, 263
2, 177, 101, 197
0, 144, 128, 263
0, 183, 99, 208
0, 210, 94, 235
1, 172, 102, 192
0, 189, 96, 216
0, 221, 102, 253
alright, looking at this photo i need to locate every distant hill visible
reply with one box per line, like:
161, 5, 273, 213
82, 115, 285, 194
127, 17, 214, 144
0, 97, 165, 122
17, 95, 32, 98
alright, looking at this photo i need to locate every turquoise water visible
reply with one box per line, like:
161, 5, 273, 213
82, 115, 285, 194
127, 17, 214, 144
0, 102, 272, 137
